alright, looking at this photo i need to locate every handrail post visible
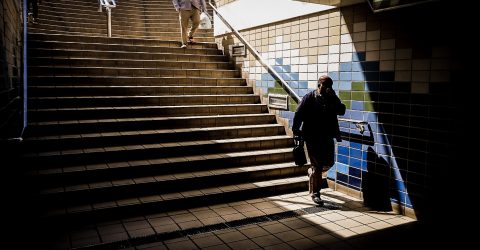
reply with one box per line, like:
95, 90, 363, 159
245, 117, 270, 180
107, 7, 112, 37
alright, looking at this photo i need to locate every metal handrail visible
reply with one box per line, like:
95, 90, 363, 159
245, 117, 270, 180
207, 1, 368, 130
207, 0, 300, 104
98, 0, 116, 37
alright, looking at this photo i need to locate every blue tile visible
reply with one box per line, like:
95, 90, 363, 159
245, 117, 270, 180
349, 167, 362, 178
340, 63, 352, 71
340, 72, 352, 81
337, 163, 348, 174
336, 172, 348, 184
267, 82, 275, 88
261, 87, 268, 94
327, 167, 336, 179
350, 110, 363, 120
275, 58, 283, 65
290, 73, 299, 81
365, 112, 377, 122
363, 61, 379, 71
351, 101, 364, 111
289, 81, 299, 88
348, 176, 361, 188
353, 52, 366, 61
394, 179, 406, 192
365, 72, 379, 81
397, 191, 407, 205
299, 81, 308, 88
339, 81, 351, 90
273, 66, 283, 73
280, 73, 289, 81
350, 141, 362, 149
405, 194, 412, 207
299, 89, 310, 96
351, 62, 363, 71
337, 155, 349, 165
350, 157, 362, 168
282, 65, 291, 72
350, 148, 362, 159
338, 146, 349, 156
329, 72, 339, 81
261, 74, 273, 81
379, 71, 395, 81
352, 72, 365, 81
256, 80, 262, 87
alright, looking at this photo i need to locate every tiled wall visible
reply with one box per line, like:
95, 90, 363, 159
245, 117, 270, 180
0, 0, 24, 139
215, 1, 465, 218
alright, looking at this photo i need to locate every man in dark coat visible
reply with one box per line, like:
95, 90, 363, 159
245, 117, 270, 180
292, 75, 346, 205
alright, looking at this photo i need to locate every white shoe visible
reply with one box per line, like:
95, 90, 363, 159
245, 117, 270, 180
180, 44, 187, 48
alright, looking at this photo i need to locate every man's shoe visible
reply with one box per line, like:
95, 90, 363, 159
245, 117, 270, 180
180, 44, 187, 48
188, 36, 195, 44
312, 196, 324, 206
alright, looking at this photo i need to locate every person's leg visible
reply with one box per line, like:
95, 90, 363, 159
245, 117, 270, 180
188, 8, 201, 42
179, 10, 190, 47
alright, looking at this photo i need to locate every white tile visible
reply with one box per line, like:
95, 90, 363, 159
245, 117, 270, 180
430, 70, 450, 82
275, 43, 283, 50
411, 82, 429, 94
353, 22, 366, 32
299, 57, 308, 64
291, 57, 299, 64
412, 71, 429, 82
396, 49, 412, 59
329, 45, 340, 53
380, 39, 395, 50
300, 72, 308, 80
340, 53, 352, 62
394, 71, 412, 81
282, 50, 291, 58
299, 65, 308, 72
308, 64, 317, 72
318, 55, 329, 63
291, 49, 299, 57
284, 58, 291, 65
412, 59, 430, 70
308, 81, 318, 89
328, 63, 339, 71
276, 36, 283, 43
366, 51, 379, 61
353, 32, 366, 42
292, 65, 299, 72
380, 60, 394, 71
268, 45, 275, 52
431, 59, 450, 70
276, 51, 283, 58
283, 42, 291, 50
341, 43, 353, 53
308, 73, 318, 80
366, 30, 380, 41
341, 34, 353, 44
366, 40, 380, 51
318, 63, 328, 71
380, 50, 395, 61
395, 60, 411, 70
329, 53, 339, 63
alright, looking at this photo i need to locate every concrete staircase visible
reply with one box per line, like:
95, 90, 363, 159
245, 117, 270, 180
22, 0, 309, 248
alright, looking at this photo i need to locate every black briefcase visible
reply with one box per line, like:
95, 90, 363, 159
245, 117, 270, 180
293, 136, 307, 166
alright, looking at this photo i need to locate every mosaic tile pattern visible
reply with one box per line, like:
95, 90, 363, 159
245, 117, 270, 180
217, 2, 458, 213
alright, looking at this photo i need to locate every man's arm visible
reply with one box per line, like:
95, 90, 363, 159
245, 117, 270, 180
292, 94, 309, 135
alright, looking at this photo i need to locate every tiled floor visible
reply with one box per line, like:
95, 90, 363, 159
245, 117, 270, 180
61, 189, 421, 250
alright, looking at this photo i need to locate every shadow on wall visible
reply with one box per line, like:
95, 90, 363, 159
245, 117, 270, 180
362, 147, 395, 211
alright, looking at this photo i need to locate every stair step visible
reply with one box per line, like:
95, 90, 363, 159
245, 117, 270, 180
28, 66, 239, 78
28, 76, 245, 86
27, 113, 276, 135
28, 103, 266, 121
28, 57, 232, 69
29, 48, 227, 62
41, 176, 308, 225
39, 162, 307, 205
28, 33, 218, 48
30, 148, 296, 186
23, 123, 282, 150
29, 86, 251, 97
22, 135, 293, 167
